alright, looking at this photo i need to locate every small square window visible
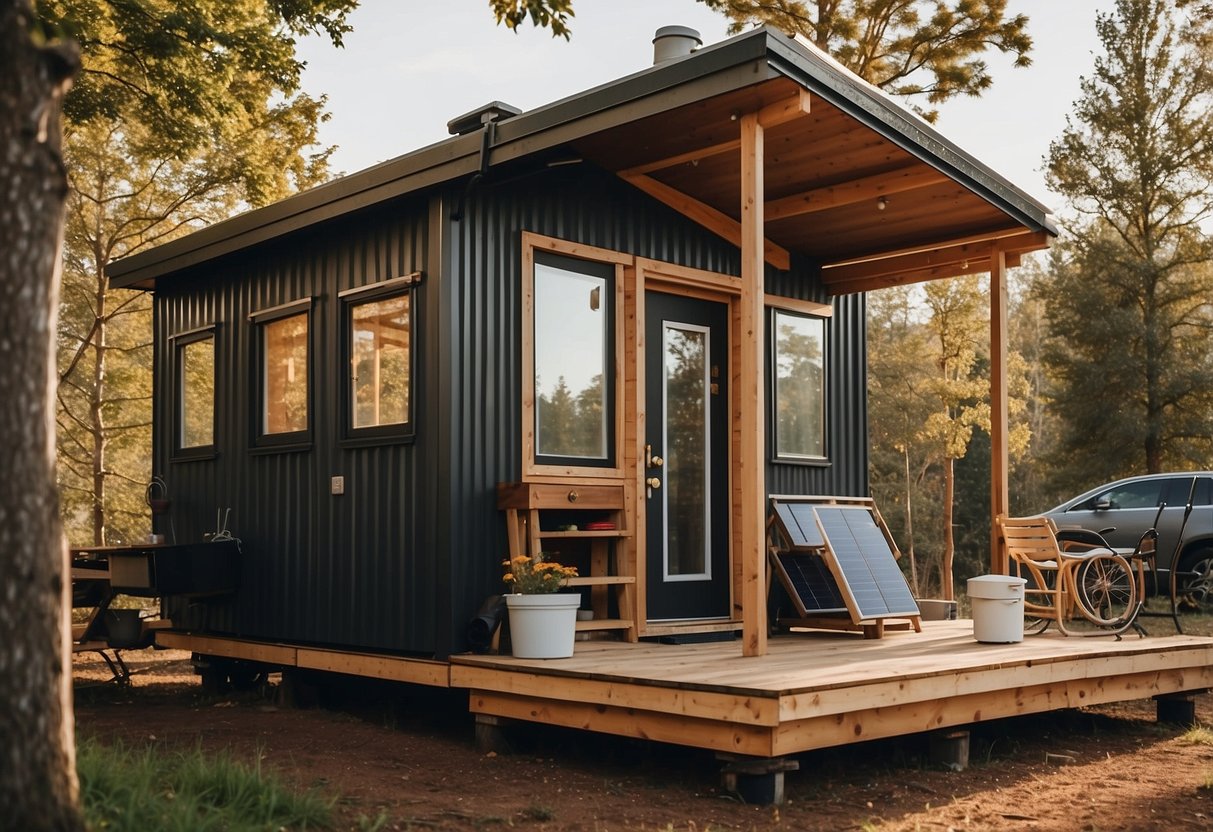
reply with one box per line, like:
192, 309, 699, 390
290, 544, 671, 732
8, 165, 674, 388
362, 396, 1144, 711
772, 309, 826, 461
173, 329, 216, 459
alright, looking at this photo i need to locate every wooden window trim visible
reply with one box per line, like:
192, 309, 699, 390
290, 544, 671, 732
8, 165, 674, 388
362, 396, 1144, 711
522, 232, 626, 482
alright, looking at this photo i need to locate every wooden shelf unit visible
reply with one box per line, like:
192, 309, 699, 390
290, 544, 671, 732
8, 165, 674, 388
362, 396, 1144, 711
497, 481, 637, 642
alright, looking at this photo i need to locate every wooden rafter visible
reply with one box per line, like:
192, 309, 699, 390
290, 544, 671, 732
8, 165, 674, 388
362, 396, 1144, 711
822, 230, 1047, 284
617, 91, 810, 179
765, 166, 950, 222
823, 252, 1023, 296
621, 173, 792, 270
825, 227, 1048, 271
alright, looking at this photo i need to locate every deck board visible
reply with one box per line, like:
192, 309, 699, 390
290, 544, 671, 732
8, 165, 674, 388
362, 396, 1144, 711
451, 620, 1213, 756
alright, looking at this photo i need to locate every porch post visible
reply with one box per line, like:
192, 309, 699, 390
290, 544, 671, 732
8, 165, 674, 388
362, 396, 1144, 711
989, 247, 1009, 575
739, 112, 767, 657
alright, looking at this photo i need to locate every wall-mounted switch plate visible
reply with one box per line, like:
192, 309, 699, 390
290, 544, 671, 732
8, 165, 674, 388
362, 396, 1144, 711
331, 475, 345, 495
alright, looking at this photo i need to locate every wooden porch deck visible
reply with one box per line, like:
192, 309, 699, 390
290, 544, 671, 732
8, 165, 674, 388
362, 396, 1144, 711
450, 620, 1213, 758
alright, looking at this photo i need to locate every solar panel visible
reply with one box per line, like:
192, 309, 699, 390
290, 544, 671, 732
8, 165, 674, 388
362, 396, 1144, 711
773, 551, 847, 615
814, 506, 920, 620
772, 502, 824, 549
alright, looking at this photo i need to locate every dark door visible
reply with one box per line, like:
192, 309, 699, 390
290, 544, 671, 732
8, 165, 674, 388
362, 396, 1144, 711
644, 291, 730, 620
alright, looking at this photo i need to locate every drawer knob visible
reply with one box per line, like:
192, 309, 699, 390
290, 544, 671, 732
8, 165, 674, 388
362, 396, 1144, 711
567, 490, 579, 503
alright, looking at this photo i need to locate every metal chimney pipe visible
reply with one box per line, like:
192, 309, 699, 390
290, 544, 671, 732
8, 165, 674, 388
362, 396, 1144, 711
653, 26, 702, 64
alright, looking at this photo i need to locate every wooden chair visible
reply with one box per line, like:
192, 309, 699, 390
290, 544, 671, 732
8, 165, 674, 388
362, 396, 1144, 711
997, 515, 1138, 637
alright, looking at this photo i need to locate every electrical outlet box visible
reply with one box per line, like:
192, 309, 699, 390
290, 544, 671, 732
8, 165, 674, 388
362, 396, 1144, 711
331, 475, 345, 495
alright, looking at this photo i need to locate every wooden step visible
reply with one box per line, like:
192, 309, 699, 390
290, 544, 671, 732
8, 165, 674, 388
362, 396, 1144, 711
575, 618, 632, 631
565, 576, 636, 587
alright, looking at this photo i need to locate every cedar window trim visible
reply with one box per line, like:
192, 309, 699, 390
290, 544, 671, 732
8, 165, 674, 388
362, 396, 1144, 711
169, 323, 218, 462
521, 232, 629, 482
767, 303, 830, 467
249, 297, 314, 454
338, 273, 420, 448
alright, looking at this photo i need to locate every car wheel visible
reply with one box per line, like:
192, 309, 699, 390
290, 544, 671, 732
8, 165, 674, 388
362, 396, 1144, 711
1177, 548, 1213, 612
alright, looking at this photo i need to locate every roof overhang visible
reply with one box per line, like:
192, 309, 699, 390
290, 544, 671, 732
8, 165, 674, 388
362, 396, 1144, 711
110, 27, 1054, 291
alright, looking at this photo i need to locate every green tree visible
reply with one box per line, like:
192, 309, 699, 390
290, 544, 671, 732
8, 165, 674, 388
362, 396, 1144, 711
703, 0, 1031, 120
40, 0, 350, 545
493, 0, 1032, 120
1044, 0, 1213, 481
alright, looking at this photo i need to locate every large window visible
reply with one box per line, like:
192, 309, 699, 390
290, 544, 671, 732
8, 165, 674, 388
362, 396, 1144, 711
532, 252, 614, 466
341, 274, 416, 442
772, 309, 826, 461
251, 299, 311, 446
173, 328, 215, 457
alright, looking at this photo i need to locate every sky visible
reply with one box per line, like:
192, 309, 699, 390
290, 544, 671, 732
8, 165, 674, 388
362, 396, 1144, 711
296, 1, 1114, 215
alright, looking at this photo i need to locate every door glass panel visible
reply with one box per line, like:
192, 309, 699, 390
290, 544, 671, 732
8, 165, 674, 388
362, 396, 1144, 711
534, 262, 609, 460
663, 322, 710, 579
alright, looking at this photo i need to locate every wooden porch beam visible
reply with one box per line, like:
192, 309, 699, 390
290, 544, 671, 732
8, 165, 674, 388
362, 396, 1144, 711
765, 166, 949, 222
757, 89, 812, 128
823, 252, 1022, 296
621, 173, 792, 270
619, 138, 740, 178
824, 227, 1049, 270
822, 230, 1047, 284
739, 112, 767, 658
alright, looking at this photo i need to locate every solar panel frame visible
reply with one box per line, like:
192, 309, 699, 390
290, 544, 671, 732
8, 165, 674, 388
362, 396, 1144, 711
813, 506, 920, 621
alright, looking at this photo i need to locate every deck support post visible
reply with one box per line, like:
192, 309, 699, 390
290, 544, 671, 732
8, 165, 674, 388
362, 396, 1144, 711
989, 247, 1010, 575
1154, 693, 1197, 725
474, 713, 515, 753
717, 753, 798, 805
739, 111, 767, 657
928, 729, 970, 771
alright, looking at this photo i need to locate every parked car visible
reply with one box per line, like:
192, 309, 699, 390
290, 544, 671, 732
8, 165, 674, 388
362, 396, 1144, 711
1043, 472, 1213, 606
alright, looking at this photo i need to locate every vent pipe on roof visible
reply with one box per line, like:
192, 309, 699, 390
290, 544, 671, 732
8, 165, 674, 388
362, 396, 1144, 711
653, 26, 701, 64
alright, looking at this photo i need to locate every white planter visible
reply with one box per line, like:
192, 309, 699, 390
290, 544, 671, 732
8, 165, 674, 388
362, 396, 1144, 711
505, 593, 580, 658
967, 575, 1027, 643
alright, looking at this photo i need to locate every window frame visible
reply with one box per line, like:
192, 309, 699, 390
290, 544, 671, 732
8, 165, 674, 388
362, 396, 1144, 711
170, 324, 217, 462
249, 298, 313, 452
339, 274, 419, 447
768, 305, 829, 465
521, 233, 628, 481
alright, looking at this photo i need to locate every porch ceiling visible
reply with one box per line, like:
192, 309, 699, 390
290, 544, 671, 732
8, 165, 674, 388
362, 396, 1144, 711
573, 76, 1052, 294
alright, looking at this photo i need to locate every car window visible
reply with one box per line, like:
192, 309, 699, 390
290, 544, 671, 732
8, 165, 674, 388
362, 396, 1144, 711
1079, 479, 1163, 510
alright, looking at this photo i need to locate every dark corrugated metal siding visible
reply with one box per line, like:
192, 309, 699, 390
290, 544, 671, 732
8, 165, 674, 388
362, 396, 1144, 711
154, 162, 869, 657
156, 200, 435, 653
441, 165, 867, 648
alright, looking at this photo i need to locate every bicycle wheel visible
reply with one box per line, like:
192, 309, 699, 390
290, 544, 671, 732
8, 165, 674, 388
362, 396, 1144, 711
1075, 554, 1136, 627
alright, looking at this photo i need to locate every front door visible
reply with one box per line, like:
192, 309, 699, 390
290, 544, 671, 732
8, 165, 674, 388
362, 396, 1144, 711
644, 291, 730, 621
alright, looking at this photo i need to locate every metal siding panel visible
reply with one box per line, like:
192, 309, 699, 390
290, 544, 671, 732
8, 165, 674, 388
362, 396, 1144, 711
155, 200, 436, 654
765, 269, 868, 499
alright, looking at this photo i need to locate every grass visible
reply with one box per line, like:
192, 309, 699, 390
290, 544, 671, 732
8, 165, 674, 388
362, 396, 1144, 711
77, 737, 334, 831
1180, 725, 1213, 746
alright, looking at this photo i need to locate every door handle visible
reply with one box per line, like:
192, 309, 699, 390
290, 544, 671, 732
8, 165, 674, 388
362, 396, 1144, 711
646, 476, 661, 499
645, 444, 664, 469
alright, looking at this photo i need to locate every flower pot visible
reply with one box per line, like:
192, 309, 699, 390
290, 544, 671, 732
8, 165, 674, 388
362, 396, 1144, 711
505, 593, 579, 658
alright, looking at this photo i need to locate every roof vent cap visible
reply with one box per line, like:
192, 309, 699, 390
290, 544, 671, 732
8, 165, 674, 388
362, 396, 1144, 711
653, 26, 701, 64
447, 101, 522, 136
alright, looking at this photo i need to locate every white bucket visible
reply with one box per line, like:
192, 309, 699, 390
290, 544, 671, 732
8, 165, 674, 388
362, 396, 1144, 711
505, 593, 580, 658
967, 575, 1027, 643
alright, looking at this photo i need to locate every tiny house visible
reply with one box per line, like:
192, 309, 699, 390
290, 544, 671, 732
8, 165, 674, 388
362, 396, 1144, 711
110, 26, 1056, 662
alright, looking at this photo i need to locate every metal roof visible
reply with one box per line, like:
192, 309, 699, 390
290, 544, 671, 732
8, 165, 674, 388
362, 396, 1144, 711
110, 26, 1055, 290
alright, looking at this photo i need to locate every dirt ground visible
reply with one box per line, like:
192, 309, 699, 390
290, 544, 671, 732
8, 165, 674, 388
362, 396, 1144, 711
73, 647, 1213, 832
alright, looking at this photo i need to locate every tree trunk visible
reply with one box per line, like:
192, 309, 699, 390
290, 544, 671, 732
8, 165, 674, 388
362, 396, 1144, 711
941, 456, 956, 601
902, 446, 919, 595
91, 271, 107, 545
0, 2, 84, 828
